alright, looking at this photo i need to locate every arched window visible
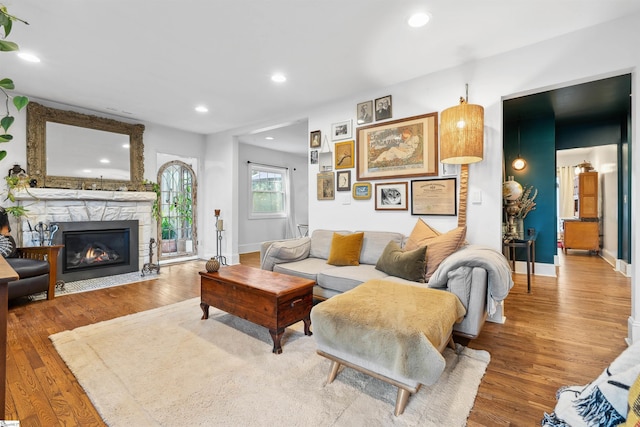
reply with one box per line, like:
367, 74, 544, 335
157, 161, 197, 259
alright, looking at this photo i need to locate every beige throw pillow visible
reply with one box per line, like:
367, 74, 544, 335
404, 218, 441, 251
423, 226, 467, 281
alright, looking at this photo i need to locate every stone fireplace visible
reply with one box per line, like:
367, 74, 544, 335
13, 188, 156, 281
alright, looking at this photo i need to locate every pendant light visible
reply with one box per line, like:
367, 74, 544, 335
512, 123, 526, 171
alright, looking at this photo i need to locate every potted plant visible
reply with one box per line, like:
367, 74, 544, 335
0, 6, 30, 162
160, 217, 176, 253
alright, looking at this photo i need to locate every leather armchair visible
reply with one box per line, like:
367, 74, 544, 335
6, 245, 63, 301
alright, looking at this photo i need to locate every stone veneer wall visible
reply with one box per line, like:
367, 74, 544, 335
12, 188, 157, 269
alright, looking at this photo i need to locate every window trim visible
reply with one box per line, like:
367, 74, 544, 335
248, 164, 288, 219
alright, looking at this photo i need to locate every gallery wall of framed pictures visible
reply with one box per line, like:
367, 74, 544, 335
311, 94, 459, 217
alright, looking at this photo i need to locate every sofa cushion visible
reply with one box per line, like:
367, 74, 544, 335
309, 229, 349, 259
273, 257, 328, 282
356, 230, 405, 265
260, 237, 311, 271
424, 226, 467, 281
6, 257, 50, 278
375, 241, 427, 282
327, 232, 364, 266
317, 264, 388, 294
403, 218, 441, 251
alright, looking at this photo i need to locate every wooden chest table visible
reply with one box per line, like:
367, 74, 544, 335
199, 264, 315, 354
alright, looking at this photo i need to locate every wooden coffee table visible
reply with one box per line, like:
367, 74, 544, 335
199, 264, 315, 354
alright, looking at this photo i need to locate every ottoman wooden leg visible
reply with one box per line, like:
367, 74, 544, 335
327, 360, 340, 384
395, 388, 411, 416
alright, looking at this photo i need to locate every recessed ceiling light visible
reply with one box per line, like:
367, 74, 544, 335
100, 159, 110, 164
265, 136, 274, 140
408, 13, 430, 28
195, 105, 209, 113
122, 143, 130, 149
17, 52, 40, 63
83, 169, 92, 173
271, 73, 286, 83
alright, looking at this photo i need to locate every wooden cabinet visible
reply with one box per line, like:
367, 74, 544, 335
574, 172, 598, 218
563, 220, 599, 253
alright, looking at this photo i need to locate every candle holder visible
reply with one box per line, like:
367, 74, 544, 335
214, 213, 227, 265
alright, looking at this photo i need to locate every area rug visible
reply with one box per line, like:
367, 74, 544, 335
31, 270, 158, 301
50, 298, 490, 426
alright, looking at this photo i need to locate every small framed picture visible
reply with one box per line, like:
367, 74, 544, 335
337, 170, 351, 191
310, 130, 321, 148
334, 140, 354, 169
331, 120, 352, 141
310, 150, 318, 164
356, 100, 373, 125
374, 95, 392, 121
317, 172, 335, 200
375, 181, 408, 210
352, 182, 372, 200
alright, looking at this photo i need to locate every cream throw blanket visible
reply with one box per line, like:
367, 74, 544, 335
311, 279, 466, 386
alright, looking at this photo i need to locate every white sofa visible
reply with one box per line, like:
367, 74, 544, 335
260, 229, 513, 339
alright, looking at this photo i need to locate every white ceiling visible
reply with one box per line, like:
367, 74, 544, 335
5, 1, 640, 155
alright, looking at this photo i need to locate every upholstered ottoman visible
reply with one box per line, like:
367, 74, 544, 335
310, 279, 466, 415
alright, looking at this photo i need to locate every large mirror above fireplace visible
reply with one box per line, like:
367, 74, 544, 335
26, 102, 145, 190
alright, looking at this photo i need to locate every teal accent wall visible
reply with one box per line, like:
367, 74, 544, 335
504, 116, 557, 264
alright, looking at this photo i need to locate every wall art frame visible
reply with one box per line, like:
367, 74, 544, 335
336, 170, 351, 191
331, 120, 352, 141
374, 181, 408, 211
317, 172, 335, 200
356, 112, 438, 181
310, 130, 321, 148
410, 177, 457, 216
352, 182, 372, 200
334, 140, 354, 169
357, 100, 373, 125
374, 95, 392, 121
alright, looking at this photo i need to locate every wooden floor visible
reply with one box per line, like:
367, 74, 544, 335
3, 250, 630, 426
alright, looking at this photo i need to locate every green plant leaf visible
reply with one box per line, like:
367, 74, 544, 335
0, 78, 14, 90
0, 12, 11, 37
0, 150, 5, 161
13, 96, 28, 110
0, 40, 18, 52
0, 116, 14, 132
0, 134, 13, 142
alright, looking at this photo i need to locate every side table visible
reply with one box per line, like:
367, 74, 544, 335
502, 232, 537, 293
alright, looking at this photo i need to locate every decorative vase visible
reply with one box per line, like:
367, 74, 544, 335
205, 257, 220, 273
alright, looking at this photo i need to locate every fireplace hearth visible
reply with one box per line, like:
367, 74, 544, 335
53, 220, 139, 282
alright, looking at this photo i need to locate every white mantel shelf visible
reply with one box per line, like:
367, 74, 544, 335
13, 188, 157, 202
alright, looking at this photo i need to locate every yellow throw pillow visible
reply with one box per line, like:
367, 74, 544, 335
424, 226, 467, 281
327, 232, 364, 266
404, 218, 441, 251
625, 373, 640, 426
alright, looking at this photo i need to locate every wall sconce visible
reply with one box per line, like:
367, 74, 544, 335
440, 85, 484, 227
511, 124, 526, 171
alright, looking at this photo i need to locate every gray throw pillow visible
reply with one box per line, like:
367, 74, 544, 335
375, 241, 427, 283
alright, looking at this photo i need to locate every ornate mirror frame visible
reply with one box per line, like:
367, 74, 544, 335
26, 102, 145, 190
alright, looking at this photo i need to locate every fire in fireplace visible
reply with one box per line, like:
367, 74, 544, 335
52, 220, 139, 282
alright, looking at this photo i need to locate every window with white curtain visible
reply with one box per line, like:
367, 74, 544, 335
248, 164, 288, 219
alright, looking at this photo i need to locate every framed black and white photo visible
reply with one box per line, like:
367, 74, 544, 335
310, 150, 318, 164
336, 170, 351, 191
374, 181, 408, 211
357, 100, 373, 125
374, 95, 392, 121
331, 120, 352, 141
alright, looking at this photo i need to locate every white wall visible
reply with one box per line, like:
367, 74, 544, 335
206, 12, 640, 340
237, 143, 308, 254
